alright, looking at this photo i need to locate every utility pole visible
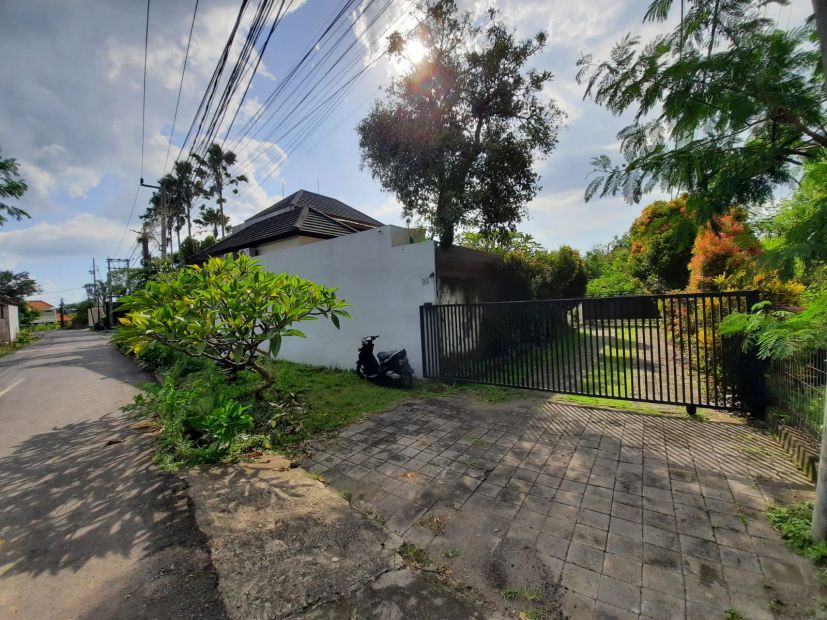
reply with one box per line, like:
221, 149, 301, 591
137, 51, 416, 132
106, 257, 130, 330
59, 297, 65, 329
812, 0, 827, 543
90, 258, 99, 328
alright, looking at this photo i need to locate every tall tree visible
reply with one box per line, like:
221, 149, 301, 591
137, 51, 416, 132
628, 196, 698, 291
193, 143, 247, 238
0, 148, 29, 226
577, 0, 826, 220
0, 270, 39, 303
171, 160, 199, 241
195, 206, 232, 238
357, 0, 563, 247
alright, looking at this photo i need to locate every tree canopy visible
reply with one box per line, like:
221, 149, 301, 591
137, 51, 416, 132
628, 195, 698, 291
357, 0, 563, 247
577, 0, 826, 220
0, 149, 29, 226
0, 270, 39, 304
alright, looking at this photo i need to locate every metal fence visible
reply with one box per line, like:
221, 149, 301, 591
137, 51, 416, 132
420, 292, 765, 414
767, 352, 826, 437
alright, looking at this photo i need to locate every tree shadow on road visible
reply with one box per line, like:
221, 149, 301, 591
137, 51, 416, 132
0, 414, 226, 617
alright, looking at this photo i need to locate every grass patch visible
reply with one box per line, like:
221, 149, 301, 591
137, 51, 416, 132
416, 514, 447, 535
0, 331, 36, 358
500, 587, 544, 602
119, 342, 524, 471
724, 609, 747, 620
554, 393, 678, 416
441, 547, 459, 559
765, 502, 827, 564
398, 543, 429, 565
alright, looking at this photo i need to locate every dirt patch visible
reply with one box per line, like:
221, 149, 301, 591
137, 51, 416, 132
187, 455, 503, 619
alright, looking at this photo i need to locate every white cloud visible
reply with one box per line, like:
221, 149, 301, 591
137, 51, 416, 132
0, 213, 126, 264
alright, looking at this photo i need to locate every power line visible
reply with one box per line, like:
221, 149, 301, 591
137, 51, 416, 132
163, 0, 200, 175
115, 171, 142, 257
140, 0, 151, 178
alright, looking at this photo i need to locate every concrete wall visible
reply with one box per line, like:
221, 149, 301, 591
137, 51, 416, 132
0, 304, 19, 343
32, 308, 57, 324
257, 226, 437, 376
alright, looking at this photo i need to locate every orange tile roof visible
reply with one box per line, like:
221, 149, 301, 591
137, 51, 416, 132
28, 300, 55, 310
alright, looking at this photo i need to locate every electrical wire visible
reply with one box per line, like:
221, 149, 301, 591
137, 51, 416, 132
162, 0, 200, 175
140, 0, 151, 179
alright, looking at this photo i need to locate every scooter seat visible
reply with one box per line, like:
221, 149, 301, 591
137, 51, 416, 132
377, 350, 398, 362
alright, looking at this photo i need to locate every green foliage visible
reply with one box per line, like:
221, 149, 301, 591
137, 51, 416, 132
577, 0, 826, 219
0, 270, 39, 304
501, 246, 588, 300
193, 143, 247, 238
719, 295, 827, 360
759, 160, 827, 278
194, 206, 231, 238
766, 503, 827, 565
628, 196, 698, 291
584, 235, 642, 296
115, 254, 350, 396
0, 148, 29, 225
190, 396, 253, 452
357, 0, 563, 247
458, 231, 542, 255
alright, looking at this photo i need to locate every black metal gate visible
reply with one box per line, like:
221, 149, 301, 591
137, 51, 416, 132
420, 292, 765, 415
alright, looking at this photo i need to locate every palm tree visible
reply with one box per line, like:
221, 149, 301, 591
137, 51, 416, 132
0, 148, 29, 226
193, 143, 247, 238
194, 206, 231, 238
171, 160, 199, 241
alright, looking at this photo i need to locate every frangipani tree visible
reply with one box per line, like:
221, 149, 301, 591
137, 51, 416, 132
115, 254, 350, 397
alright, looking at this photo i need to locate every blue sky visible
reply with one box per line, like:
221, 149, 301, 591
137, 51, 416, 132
0, 0, 808, 305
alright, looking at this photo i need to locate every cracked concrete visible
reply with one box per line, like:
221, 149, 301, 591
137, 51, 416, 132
186, 455, 504, 619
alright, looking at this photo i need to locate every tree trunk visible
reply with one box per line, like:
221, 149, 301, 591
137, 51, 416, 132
218, 188, 225, 238
160, 211, 167, 260
810, 0, 827, 543
186, 206, 192, 240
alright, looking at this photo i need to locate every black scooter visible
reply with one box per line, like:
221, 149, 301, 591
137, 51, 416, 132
356, 335, 414, 389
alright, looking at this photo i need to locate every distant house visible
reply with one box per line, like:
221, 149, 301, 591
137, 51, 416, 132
197, 190, 502, 376
0, 295, 20, 343
28, 300, 57, 324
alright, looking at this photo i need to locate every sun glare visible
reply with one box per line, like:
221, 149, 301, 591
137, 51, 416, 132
405, 39, 426, 64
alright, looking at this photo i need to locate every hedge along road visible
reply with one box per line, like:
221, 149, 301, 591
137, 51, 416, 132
0, 329, 226, 619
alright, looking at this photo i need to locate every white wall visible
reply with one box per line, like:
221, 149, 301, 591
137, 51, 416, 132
32, 308, 57, 324
8, 304, 18, 342
257, 226, 437, 376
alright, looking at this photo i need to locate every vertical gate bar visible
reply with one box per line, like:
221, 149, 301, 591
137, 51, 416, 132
628, 296, 637, 399
633, 298, 643, 400
507, 304, 515, 387
570, 303, 580, 393
529, 303, 537, 390
692, 295, 703, 405
701, 295, 711, 406
620, 297, 629, 399
641, 299, 649, 401
585, 300, 596, 395
710, 296, 720, 408
591, 300, 600, 395
538, 302, 550, 390
668, 296, 679, 404
462, 305, 470, 381
654, 298, 663, 402
544, 303, 553, 391
552, 303, 563, 392
535, 303, 544, 390
601, 299, 611, 398
563, 303, 574, 393
456, 304, 464, 380
445, 304, 453, 379
575, 303, 585, 393
419, 305, 426, 378
523, 303, 533, 388
608, 298, 617, 398
724, 296, 732, 407
451, 304, 459, 380
686, 296, 694, 405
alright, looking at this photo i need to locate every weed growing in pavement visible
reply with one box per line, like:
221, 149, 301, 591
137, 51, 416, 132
399, 543, 430, 566
500, 587, 544, 602
441, 547, 459, 559
765, 502, 827, 564
416, 514, 447, 535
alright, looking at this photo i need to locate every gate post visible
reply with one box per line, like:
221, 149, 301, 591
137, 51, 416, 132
744, 291, 767, 419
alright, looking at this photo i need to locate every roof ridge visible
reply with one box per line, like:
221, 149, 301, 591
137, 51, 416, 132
295, 205, 310, 229
305, 207, 359, 232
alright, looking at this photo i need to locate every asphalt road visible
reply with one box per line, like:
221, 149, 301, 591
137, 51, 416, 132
0, 330, 226, 619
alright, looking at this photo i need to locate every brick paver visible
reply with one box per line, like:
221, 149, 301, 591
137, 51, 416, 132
303, 396, 823, 619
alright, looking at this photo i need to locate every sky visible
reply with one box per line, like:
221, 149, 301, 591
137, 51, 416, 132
0, 0, 809, 305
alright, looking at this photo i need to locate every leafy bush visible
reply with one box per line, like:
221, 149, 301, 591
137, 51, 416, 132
628, 195, 698, 291
501, 245, 588, 300
765, 503, 827, 565
115, 254, 350, 397
190, 396, 253, 452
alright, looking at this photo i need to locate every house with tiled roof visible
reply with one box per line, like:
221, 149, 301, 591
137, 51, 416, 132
195, 189, 501, 377
27, 300, 57, 325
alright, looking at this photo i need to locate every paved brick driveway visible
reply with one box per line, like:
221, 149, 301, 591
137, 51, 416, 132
303, 396, 823, 619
